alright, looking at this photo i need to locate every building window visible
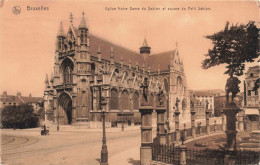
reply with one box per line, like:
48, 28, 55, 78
110, 89, 118, 110
248, 90, 251, 96
164, 78, 169, 92
250, 73, 253, 77
122, 90, 130, 110
255, 90, 258, 96
133, 92, 139, 110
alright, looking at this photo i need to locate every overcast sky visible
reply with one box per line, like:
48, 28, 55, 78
0, 0, 259, 97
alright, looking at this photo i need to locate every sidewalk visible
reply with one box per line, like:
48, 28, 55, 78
109, 139, 140, 165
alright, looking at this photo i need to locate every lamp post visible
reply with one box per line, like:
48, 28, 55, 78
100, 97, 108, 165
121, 112, 124, 131
57, 108, 60, 131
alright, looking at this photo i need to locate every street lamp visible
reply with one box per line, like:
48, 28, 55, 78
100, 97, 108, 165
121, 112, 124, 131
57, 108, 59, 131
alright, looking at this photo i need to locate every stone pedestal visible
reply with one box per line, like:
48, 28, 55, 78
174, 110, 180, 141
222, 103, 241, 151
205, 109, 210, 134
190, 109, 196, 138
222, 114, 226, 131
139, 105, 153, 165
179, 144, 187, 165
238, 111, 244, 131
156, 106, 166, 144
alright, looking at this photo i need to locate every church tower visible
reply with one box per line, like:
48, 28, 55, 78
139, 38, 151, 61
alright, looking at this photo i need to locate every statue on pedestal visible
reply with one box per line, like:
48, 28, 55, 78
190, 100, 194, 108
205, 100, 209, 110
140, 78, 149, 105
225, 72, 241, 103
157, 86, 164, 106
175, 97, 180, 111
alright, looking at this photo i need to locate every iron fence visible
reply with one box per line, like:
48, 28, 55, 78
235, 149, 260, 164
152, 143, 180, 164
186, 148, 225, 165
152, 145, 260, 165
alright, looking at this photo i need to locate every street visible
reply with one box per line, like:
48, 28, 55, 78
1, 126, 142, 165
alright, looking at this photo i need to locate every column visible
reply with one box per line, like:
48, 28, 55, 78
175, 110, 180, 141
190, 108, 196, 138
222, 114, 226, 132
222, 103, 241, 151
179, 144, 187, 165
139, 105, 153, 165
156, 105, 166, 144
238, 111, 244, 131
214, 120, 217, 132
205, 109, 210, 134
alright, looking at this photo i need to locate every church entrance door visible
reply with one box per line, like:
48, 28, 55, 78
57, 92, 73, 125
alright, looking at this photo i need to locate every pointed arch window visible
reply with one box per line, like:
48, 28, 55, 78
61, 58, 74, 85
110, 89, 118, 110
122, 90, 130, 110
133, 92, 139, 110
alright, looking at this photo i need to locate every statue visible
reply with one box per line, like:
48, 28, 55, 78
157, 86, 164, 105
175, 97, 180, 111
205, 100, 209, 110
140, 78, 149, 104
225, 72, 241, 103
190, 100, 194, 108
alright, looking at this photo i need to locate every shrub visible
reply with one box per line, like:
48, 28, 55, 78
1, 103, 38, 129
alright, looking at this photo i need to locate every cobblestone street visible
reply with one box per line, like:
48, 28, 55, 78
1, 125, 142, 165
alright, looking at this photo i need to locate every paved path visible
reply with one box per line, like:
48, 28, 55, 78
0, 125, 143, 165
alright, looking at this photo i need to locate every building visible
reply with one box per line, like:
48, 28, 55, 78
0, 91, 43, 112
243, 65, 260, 131
189, 92, 206, 119
190, 90, 215, 116
43, 13, 191, 125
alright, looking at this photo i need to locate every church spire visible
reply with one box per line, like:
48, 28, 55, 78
140, 37, 151, 61
79, 11, 87, 29
142, 37, 148, 47
57, 21, 65, 37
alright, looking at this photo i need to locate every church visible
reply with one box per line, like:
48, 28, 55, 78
43, 12, 190, 126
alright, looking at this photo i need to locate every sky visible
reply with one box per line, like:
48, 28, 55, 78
0, 0, 259, 97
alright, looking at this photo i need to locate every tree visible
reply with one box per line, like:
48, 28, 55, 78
1, 103, 38, 129
202, 21, 259, 102
202, 21, 259, 76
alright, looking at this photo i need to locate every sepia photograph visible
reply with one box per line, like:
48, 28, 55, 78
0, 0, 259, 165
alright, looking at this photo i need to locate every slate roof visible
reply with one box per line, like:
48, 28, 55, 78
89, 34, 176, 72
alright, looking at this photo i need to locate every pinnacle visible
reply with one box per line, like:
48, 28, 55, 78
57, 21, 65, 37
79, 11, 87, 29
142, 38, 149, 47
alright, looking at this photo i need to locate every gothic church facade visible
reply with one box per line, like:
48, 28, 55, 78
43, 13, 190, 125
